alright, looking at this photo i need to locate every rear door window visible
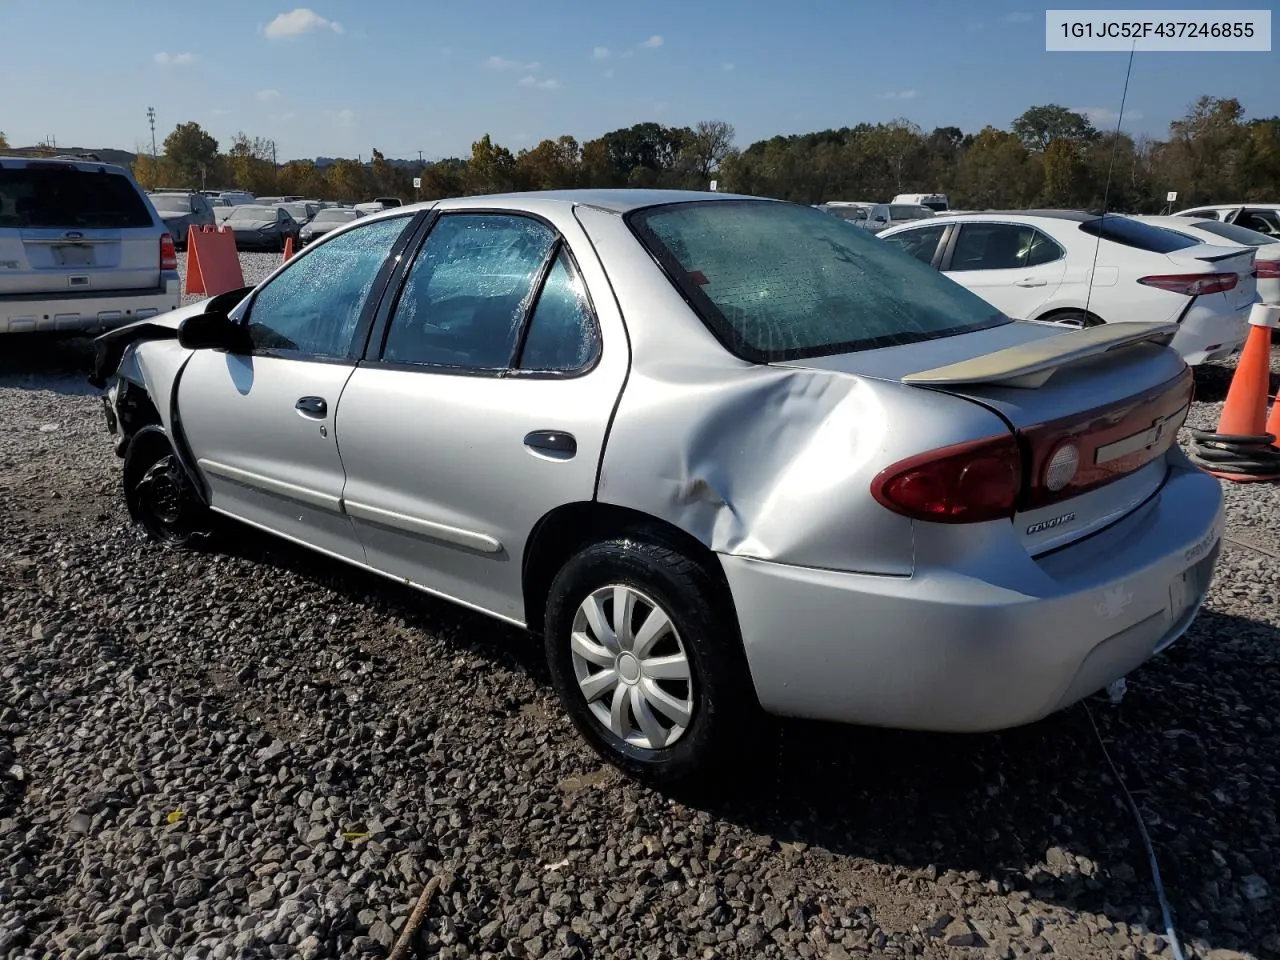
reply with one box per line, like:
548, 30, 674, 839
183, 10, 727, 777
517, 250, 600, 372
1240, 210, 1280, 237
0, 166, 153, 228
950, 223, 1037, 271
1078, 216, 1199, 253
628, 199, 1006, 362
381, 214, 558, 370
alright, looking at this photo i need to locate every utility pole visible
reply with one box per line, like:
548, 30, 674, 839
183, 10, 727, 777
146, 107, 157, 159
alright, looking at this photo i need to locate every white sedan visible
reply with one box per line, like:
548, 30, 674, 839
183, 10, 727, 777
1137, 215, 1280, 306
879, 211, 1259, 365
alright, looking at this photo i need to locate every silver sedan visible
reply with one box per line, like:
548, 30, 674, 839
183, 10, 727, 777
93, 190, 1224, 787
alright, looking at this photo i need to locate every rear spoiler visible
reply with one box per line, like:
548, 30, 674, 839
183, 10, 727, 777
1193, 246, 1254, 263
901, 321, 1179, 389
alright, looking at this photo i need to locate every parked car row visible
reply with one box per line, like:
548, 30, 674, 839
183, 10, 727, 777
878, 208, 1267, 366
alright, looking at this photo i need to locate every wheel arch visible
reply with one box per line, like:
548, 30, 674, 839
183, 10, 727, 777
1031, 305, 1107, 327
522, 501, 736, 635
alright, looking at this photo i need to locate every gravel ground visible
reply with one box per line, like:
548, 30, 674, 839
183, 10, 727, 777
1, 253, 1279, 960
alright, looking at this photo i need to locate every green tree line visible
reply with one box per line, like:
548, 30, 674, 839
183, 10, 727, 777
133, 97, 1279, 210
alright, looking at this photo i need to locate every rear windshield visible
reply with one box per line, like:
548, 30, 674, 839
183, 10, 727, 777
228, 205, 275, 220
0, 166, 153, 229
314, 209, 360, 222
1079, 215, 1199, 253
1184, 219, 1275, 247
827, 206, 868, 221
150, 194, 193, 213
920, 200, 948, 212
627, 199, 1008, 362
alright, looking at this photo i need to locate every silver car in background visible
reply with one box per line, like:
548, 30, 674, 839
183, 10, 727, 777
148, 191, 217, 250
93, 191, 1223, 786
221, 204, 300, 251
1, 156, 180, 335
298, 207, 364, 246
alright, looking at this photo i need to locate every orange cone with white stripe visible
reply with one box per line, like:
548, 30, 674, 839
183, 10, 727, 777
1189, 303, 1280, 481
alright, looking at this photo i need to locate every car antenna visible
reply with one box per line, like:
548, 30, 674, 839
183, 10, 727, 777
1083, 40, 1137, 324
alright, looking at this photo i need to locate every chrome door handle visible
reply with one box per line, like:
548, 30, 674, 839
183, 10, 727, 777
295, 396, 327, 418
524, 430, 576, 460
1013, 278, 1047, 287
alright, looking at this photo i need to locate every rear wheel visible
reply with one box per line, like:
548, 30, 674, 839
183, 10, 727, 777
544, 536, 758, 788
123, 431, 211, 548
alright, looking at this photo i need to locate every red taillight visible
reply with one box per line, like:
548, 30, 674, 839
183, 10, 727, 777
160, 232, 178, 270
1254, 259, 1280, 279
1137, 272, 1238, 296
871, 435, 1021, 523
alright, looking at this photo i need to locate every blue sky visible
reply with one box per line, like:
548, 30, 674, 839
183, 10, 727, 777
1, 0, 1275, 161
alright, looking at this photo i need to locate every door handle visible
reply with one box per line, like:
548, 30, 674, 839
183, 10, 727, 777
295, 396, 327, 418
1013, 278, 1048, 287
524, 430, 577, 460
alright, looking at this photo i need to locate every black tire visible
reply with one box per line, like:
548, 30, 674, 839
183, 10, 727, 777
122, 429, 211, 548
544, 536, 759, 789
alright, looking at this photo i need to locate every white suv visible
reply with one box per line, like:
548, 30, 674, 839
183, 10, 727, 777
1, 156, 181, 335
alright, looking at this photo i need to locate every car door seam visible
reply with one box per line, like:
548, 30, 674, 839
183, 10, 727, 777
571, 204, 633, 502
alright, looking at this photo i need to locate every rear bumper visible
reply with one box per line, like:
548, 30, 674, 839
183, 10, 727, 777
721, 458, 1224, 732
1, 276, 181, 334
1170, 294, 1252, 365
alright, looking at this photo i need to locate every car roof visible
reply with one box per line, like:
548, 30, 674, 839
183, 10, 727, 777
0, 154, 131, 176
932, 209, 1096, 222
449, 188, 764, 213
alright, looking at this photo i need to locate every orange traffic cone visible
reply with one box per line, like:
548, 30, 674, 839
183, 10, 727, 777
1267, 377, 1280, 450
282, 235, 295, 262
1189, 303, 1280, 481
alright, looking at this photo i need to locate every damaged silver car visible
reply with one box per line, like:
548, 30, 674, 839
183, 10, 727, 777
93, 191, 1224, 786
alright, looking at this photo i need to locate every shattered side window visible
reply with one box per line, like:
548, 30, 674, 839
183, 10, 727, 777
382, 214, 558, 370
518, 250, 600, 372
245, 215, 411, 357
629, 200, 1008, 362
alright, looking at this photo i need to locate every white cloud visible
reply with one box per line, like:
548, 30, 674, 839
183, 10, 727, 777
641, 34, 664, 48
324, 108, 355, 125
1003, 11, 1033, 23
593, 46, 610, 59
878, 90, 918, 100
275, 111, 298, 122
604, 68, 615, 78
154, 51, 197, 66
264, 8, 343, 39
1071, 106, 1144, 126
439, 46, 452, 56
256, 89, 281, 101
486, 55, 539, 70
621, 49, 634, 59
722, 62, 736, 72
518, 75, 562, 90
211, 107, 232, 117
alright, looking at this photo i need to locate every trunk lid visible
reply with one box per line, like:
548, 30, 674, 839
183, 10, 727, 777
0, 162, 162, 295
779, 320, 1192, 555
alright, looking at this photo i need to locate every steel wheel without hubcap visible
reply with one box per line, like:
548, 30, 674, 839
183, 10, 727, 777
569, 584, 695, 751
133, 454, 200, 545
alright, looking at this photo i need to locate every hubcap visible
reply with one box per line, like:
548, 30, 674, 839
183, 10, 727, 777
569, 585, 694, 751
